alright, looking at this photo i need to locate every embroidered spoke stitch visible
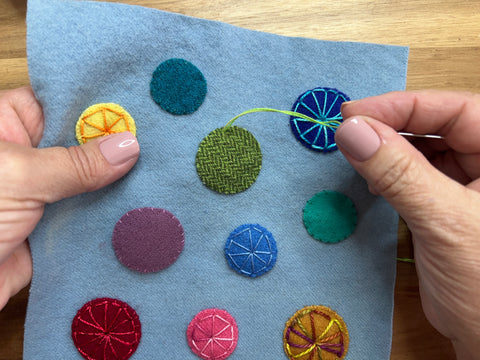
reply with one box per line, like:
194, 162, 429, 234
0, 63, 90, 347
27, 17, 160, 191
187, 309, 239, 360
283, 305, 349, 360
194, 315, 234, 357
72, 298, 141, 360
290, 87, 350, 152
225, 224, 278, 278
75, 103, 136, 144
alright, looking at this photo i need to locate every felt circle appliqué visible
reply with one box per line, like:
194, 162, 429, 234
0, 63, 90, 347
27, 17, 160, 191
303, 191, 357, 243
196, 126, 262, 194
150, 58, 207, 115
75, 103, 136, 144
225, 223, 277, 277
290, 87, 350, 152
187, 308, 239, 360
71, 297, 141, 360
283, 305, 349, 360
112, 207, 184, 273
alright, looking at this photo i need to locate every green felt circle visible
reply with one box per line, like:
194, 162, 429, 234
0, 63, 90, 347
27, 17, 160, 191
303, 191, 357, 243
150, 58, 207, 115
196, 126, 262, 194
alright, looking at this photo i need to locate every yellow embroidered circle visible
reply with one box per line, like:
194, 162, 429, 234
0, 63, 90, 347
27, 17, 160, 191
283, 305, 349, 360
75, 103, 136, 144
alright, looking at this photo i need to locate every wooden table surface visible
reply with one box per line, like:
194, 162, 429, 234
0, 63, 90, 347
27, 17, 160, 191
2, 0, 479, 359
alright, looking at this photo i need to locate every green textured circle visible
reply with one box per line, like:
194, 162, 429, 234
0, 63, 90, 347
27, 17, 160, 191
196, 126, 262, 194
303, 191, 357, 243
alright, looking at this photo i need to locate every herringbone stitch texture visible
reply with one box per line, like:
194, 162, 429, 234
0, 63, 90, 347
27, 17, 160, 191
196, 126, 262, 194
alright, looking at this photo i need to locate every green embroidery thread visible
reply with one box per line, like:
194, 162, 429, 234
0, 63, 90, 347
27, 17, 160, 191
223, 107, 341, 130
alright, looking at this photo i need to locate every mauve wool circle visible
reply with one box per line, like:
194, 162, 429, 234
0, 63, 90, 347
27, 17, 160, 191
112, 207, 185, 273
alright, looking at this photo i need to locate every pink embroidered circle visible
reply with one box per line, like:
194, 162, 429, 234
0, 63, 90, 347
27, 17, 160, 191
71, 297, 141, 360
186, 308, 239, 360
112, 207, 185, 273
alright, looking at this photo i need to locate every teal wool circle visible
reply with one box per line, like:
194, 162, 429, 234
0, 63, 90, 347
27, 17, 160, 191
303, 191, 357, 243
150, 58, 207, 115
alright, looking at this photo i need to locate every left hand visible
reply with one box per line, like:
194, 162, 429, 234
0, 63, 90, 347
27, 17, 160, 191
0, 87, 140, 309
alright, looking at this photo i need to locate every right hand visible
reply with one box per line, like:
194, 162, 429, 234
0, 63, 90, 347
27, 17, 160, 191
336, 90, 480, 360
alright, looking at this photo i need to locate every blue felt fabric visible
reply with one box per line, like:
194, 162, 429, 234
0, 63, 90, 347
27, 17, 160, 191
25, 0, 409, 359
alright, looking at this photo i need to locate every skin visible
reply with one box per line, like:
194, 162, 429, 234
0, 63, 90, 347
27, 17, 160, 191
0, 87, 43, 310
339, 90, 480, 360
0, 88, 479, 359
0, 87, 139, 310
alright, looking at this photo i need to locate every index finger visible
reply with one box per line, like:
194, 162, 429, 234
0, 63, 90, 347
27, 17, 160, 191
341, 90, 480, 154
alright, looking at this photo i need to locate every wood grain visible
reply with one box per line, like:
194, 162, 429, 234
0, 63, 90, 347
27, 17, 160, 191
1, 0, 475, 358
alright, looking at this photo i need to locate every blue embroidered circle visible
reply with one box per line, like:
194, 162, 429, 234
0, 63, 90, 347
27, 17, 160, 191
150, 58, 207, 115
290, 87, 350, 152
225, 224, 277, 278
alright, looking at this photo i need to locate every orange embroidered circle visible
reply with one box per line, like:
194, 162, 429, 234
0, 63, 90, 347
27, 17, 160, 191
283, 305, 349, 360
75, 103, 137, 144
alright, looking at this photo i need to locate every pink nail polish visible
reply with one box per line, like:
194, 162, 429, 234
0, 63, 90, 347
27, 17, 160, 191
335, 117, 381, 161
99, 132, 140, 165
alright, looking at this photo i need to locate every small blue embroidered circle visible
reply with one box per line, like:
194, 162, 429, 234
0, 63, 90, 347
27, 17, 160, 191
290, 87, 350, 152
225, 224, 277, 278
150, 58, 207, 115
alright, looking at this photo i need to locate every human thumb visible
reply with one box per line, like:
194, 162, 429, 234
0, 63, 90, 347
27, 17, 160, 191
11, 131, 140, 204
334, 116, 469, 228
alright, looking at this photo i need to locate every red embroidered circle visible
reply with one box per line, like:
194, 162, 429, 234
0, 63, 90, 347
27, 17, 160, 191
186, 308, 239, 360
71, 298, 141, 360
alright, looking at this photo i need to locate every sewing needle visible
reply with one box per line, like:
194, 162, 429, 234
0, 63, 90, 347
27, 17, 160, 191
398, 132, 445, 140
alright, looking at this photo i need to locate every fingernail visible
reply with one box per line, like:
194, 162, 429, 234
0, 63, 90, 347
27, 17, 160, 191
335, 117, 381, 161
340, 100, 358, 111
99, 132, 140, 165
